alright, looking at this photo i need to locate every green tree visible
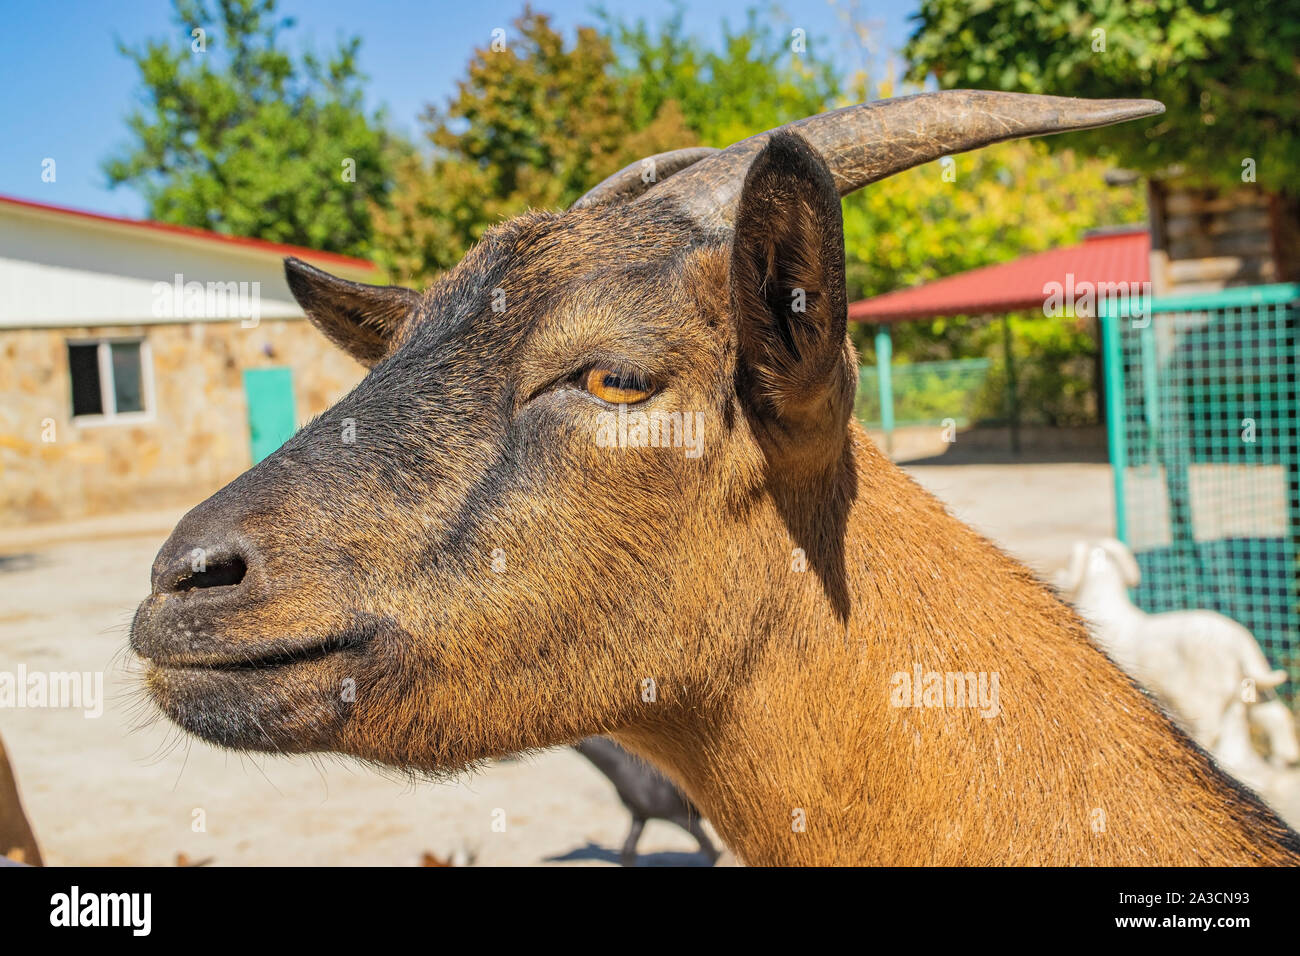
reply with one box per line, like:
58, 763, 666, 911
105, 0, 393, 257
596, 2, 838, 146
372, 7, 698, 283
374, 4, 838, 285
904, 0, 1300, 189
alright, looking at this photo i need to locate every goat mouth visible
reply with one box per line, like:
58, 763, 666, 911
142, 633, 360, 755
145, 634, 363, 673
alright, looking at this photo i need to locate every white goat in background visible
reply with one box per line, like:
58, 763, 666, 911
1215, 700, 1281, 793
1056, 539, 1299, 770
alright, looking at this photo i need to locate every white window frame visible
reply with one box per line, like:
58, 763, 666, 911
67, 336, 156, 427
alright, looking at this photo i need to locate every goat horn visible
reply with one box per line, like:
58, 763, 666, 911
640, 90, 1165, 229
572, 147, 721, 208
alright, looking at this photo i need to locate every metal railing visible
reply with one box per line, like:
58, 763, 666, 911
856, 357, 993, 429
1101, 283, 1300, 692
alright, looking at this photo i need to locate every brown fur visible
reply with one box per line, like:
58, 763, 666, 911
0, 733, 42, 865
130, 133, 1300, 866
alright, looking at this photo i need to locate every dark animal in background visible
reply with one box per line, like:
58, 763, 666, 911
574, 737, 719, 866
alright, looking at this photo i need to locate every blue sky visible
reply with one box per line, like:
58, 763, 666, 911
0, 0, 919, 218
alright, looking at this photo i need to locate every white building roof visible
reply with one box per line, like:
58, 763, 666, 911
0, 194, 380, 330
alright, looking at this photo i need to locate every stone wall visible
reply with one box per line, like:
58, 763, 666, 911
0, 319, 364, 526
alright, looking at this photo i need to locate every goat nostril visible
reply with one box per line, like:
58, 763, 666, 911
171, 556, 248, 593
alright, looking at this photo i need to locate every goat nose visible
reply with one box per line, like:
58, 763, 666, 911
151, 533, 254, 597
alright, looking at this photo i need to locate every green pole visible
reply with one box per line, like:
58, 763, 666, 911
1001, 314, 1020, 455
875, 324, 894, 457
1139, 321, 1160, 471
1100, 307, 1128, 543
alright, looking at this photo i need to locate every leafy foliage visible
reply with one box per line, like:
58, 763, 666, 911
905, 0, 1300, 189
104, 0, 393, 257
371, 8, 700, 283
970, 313, 1103, 427
596, 2, 838, 146
373, 4, 837, 284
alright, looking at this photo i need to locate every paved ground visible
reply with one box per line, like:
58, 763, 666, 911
905, 461, 1115, 576
1, 451, 1292, 865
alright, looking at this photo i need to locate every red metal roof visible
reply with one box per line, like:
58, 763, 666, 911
847, 227, 1149, 323
0, 193, 378, 274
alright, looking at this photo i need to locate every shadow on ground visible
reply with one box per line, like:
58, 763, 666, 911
866, 423, 1110, 467
545, 841, 717, 867
0, 553, 41, 574
899, 445, 1110, 466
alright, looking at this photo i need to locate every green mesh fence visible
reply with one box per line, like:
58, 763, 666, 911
856, 357, 993, 428
1102, 283, 1300, 696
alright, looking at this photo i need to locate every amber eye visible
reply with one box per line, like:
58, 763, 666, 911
583, 367, 654, 405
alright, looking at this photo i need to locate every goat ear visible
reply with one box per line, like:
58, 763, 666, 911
1100, 538, 1142, 588
730, 131, 849, 431
284, 258, 421, 368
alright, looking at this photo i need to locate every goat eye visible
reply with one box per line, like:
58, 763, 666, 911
583, 367, 654, 405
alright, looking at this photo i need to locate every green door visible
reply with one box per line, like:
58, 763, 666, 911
243, 367, 297, 464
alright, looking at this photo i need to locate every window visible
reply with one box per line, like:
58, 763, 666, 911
67, 339, 153, 423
